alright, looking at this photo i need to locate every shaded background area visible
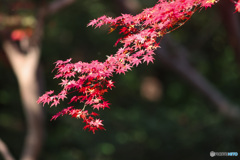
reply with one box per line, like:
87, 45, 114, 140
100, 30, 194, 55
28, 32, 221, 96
1, 0, 240, 160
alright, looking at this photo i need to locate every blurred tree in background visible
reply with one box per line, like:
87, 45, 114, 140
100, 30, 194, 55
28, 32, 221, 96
1, 0, 240, 160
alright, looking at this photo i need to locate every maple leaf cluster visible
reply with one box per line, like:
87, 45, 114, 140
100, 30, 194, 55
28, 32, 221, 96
235, 0, 240, 12
38, 0, 240, 133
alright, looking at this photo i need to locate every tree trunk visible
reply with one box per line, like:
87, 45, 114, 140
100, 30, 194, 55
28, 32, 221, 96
3, 42, 45, 160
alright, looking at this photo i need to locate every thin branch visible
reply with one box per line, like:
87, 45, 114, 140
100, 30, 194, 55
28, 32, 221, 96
47, 0, 76, 15
157, 37, 240, 121
0, 139, 15, 160
30, 0, 75, 47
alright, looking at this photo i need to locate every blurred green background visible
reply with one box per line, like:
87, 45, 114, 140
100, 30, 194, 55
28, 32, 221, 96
1, 0, 240, 160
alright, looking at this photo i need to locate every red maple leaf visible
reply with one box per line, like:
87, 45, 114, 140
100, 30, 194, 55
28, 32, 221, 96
143, 55, 154, 65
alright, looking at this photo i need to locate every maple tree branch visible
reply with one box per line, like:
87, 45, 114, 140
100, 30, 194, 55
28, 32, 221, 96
157, 37, 240, 121
0, 139, 15, 160
115, 0, 240, 121
218, 0, 240, 66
